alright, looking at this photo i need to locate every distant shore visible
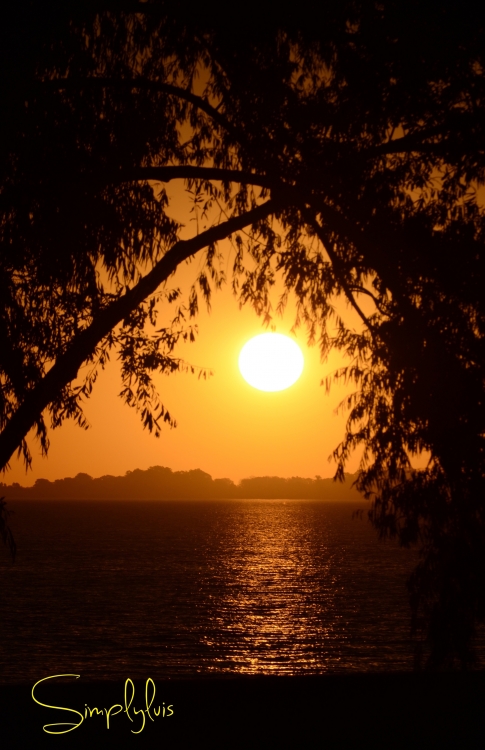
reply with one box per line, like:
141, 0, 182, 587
3, 672, 484, 748
0, 465, 362, 501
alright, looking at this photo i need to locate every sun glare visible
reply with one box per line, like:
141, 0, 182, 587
238, 333, 304, 392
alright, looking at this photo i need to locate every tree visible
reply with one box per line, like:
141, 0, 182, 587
1, 2, 485, 668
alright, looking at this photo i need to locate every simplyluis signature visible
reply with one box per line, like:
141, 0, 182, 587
32, 674, 173, 734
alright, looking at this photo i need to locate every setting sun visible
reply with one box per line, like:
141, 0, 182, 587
238, 333, 304, 392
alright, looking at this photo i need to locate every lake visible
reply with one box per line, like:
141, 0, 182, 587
0, 499, 418, 684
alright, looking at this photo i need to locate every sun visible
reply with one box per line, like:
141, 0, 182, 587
238, 333, 304, 392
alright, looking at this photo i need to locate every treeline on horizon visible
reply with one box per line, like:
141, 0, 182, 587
0, 466, 361, 501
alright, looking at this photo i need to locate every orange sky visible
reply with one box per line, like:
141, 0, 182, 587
4, 182, 426, 487
7, 278, 364, 486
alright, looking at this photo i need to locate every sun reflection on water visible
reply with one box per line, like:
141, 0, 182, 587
0, 499, 417, 682
196, 501, 355, 675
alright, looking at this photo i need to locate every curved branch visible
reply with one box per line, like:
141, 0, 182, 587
365, 124, 467, 157
37, 77, 237, 139
348, 285, 390, 316
128, 165, 407, 324
306, 214, 373, 329
112, 165, 278, 191
0, 199, 281, 472
373, 127, 442, 153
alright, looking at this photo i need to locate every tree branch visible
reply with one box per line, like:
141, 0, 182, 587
365, 124, 468, 157
348, 284, 389, 316
111, 165, 277, 191
0, 199, 280, 472
303, 211, 373, 329
37, 77, 237, 139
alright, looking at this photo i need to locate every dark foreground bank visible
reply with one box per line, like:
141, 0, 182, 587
2, 672, 485, 749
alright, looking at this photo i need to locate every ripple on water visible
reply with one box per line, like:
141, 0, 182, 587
0, 499, 418, 683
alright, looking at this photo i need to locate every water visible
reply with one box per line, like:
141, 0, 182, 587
0, 499, 418, 684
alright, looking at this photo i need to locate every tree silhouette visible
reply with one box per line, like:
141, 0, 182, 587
1, 2, 485, 667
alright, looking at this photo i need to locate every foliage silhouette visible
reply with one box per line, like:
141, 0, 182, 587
0, 466, 359, 501
1, 2, 485, 668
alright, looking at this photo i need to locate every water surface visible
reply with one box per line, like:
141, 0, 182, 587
0, 499, 417, 683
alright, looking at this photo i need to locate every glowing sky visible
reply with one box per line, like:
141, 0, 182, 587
7, 260, 367, 487
4, 183, 380, 486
